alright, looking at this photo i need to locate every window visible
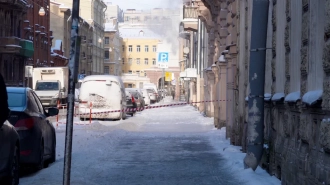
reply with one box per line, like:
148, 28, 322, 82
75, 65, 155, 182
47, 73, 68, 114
144, 58, 148, 65
104, 37, 109, 44
136, 70, 140, 73
128, 84, 133, 88
104, 51, 109, 59
104, 66, 109, 74
136, 58, 140, 65
125, 16, 130, 21
152, 45, 157, 52
128, 45, 132, 52
145, 45, 149, 52
128, 70, 132, 74
128, 58, 132, 65
137, 45, 141, 52
152, 58, 156, 65
122, 45, 125, 52
122, 58, 125, 65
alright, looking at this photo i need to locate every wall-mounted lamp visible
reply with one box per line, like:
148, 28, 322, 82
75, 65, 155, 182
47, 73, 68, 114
98, 38, 102, 43
39, 7, 46, 16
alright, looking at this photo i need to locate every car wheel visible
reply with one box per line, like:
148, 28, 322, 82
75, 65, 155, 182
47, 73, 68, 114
36, 140, 44, 170
4, 144, 20, 185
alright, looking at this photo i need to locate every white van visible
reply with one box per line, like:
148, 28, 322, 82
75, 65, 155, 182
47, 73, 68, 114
78, 75, 126, 120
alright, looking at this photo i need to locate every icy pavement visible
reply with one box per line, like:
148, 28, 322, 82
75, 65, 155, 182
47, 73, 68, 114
20, 97, 280, 185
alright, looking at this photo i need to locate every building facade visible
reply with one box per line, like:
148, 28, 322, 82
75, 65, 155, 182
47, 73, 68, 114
120, 28, 159, 87
53, 0, 106, 75
104, 2, 124, 22
181, 0, 330, 184
0, 0, 33, 86
104, 20, 123, 76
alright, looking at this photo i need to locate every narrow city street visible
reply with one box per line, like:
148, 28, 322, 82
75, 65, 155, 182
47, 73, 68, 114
19, 98, 279, 185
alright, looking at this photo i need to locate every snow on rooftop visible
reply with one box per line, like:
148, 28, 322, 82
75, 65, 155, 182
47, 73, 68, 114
105, 23, 116, 32
302, 90, 323, 105
119, 28, 162, 39
53, 40, 62, 51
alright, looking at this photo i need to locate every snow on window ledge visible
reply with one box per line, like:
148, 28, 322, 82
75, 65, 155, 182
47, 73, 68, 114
284, 91, 301, 103
271, 92, 285, 102
302, 90, 323, 106
264, 93, 272, 101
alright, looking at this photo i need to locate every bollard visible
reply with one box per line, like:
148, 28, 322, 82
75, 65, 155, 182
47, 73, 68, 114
56, 100, 60, 122
89, 102, 92, 124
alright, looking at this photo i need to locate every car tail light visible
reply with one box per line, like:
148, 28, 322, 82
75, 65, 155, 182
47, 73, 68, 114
15, 118, 34, 130
131, 95, 135, 103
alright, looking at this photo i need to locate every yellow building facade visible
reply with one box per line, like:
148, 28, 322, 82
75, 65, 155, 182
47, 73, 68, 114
121, 34, 159, 77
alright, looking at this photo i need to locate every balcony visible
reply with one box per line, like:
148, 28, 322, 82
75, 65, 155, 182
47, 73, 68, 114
183, 6, 198, 19
0, 37, 22, 54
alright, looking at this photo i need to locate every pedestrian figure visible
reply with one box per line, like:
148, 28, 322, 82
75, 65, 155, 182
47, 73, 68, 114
0, 73, 10, 125
171, 90, 175, 100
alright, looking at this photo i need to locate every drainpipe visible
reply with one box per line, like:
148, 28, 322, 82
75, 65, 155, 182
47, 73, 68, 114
197, 18, 201, 75
243, 0, 269, 171
66, 14, 72, 58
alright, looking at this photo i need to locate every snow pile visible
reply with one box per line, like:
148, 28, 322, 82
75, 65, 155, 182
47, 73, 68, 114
271, 92, 285, 102
264, 93, 272, 101
208, 128, 281, 185
302, 90, 323, 105
284, 91, 300, 103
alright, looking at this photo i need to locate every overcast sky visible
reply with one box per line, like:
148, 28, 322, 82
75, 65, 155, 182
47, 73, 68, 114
104, 0, 181, 10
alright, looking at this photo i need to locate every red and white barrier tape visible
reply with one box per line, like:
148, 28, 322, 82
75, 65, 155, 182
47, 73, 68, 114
80, 99, 231, 116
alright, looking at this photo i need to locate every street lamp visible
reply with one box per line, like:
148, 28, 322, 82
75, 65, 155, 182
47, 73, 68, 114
39, 7, 46, 16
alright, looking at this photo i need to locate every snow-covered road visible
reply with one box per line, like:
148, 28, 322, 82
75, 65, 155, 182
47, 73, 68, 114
19, 98, 280, 185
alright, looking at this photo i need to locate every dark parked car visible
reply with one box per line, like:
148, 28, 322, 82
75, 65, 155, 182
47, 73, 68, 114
125, 90, 137, 116
0, 120, 20, 185
126, 89, 145, 110
7, 87, 59, 170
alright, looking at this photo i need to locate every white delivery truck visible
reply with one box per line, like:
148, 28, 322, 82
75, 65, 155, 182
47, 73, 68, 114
32, 67, 68, 107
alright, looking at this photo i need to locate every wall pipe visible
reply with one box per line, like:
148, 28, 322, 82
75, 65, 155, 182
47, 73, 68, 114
243, 0, 269, 171
197, 18, 201, 75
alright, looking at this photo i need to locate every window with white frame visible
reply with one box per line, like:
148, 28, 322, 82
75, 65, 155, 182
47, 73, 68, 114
128, 58, 132, 65
122, 58, 124, 65
128, 70, 132, 74
152, 58, 156, 65
122, 45, 125, 52
136, 70, 140, 73
152, 45, 157, 52
144, 58, 148, 65
137, 45, 141, 52
128, 45, 132, 52
104, 66, 109, 74
136, 58, 140, 65
145, 45, 149, 52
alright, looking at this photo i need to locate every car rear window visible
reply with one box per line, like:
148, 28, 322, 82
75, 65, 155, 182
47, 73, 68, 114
8, 92, 26, 107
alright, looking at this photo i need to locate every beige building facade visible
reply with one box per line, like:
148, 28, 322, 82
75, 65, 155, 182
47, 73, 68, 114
180, 0, 330, 184
104, 20, 123, 76
50, 1, 93, 75
52, 0, 106, 75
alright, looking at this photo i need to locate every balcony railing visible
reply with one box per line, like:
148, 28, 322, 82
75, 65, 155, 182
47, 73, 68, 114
0, 37, 22, 54
183, 6, 198, 19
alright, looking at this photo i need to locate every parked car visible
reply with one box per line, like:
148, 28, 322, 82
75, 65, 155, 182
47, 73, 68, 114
125, 90, 137, 116
0, 120, 20, 185
7, 87, 59, 170
79, 75, 127, 120
126, 88, 145, 110
146, 88, 157, 103
141, 89, 151, 106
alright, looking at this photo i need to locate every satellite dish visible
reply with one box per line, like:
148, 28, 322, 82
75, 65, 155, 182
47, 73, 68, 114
183, 47, 190, 54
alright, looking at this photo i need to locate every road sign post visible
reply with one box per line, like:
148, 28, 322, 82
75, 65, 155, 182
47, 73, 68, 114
157, 52, 169, 102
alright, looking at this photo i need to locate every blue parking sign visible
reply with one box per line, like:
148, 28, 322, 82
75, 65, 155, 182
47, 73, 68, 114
78, 74, 85, 80
158, 52, 169, 62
